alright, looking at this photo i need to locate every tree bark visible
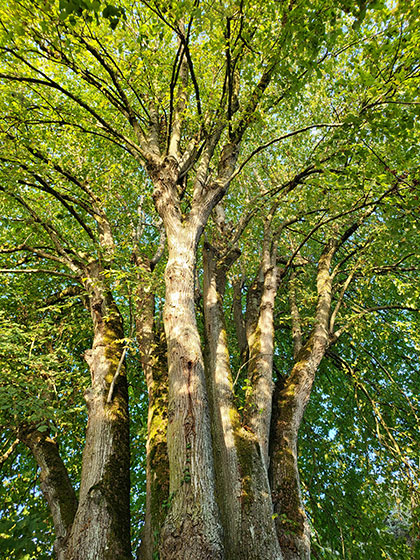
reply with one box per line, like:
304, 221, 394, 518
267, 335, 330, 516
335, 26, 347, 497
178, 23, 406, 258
203, 242, 282, 560
134, 256, 169, 560
150, 159, 224, 559
244, 238, 278, 468
65, 272, 131, 560
270, 241, 336, 560
158, 227, 224, 559
19, 429, 77, 560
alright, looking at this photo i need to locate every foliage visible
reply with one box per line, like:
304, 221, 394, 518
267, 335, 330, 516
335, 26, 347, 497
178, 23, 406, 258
0, 0, 419, 558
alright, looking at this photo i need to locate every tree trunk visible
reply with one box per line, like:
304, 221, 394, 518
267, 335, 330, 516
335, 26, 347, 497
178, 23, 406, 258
65, 279, 131, 560
19, 280, 132, 560
149, 158, 224, 559
19, 429, 78, 560
270, 242, 335, 560
244, 245, 278, 468
203, 242, 282, 560
158, 228, 224, 559
134, 256, 169, 560
269, 346, 315, 560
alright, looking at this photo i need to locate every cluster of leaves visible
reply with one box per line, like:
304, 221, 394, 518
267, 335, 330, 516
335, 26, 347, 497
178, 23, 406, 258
59, 0, 125, 29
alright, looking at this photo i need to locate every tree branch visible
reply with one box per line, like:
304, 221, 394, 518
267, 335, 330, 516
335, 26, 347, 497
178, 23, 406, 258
230, 123, 343, 183
0, 438, 20, 469
19, 427, 78, 552
332, 305, 419, 341
0, 268, 76, 277
289, 271, 303, 359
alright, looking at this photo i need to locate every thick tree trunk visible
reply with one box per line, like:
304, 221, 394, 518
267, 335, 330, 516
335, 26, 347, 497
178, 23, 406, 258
158, 228, 224, 559
149, 158, 224, 559
65, 282, 131, 560
203, 242, 282, 560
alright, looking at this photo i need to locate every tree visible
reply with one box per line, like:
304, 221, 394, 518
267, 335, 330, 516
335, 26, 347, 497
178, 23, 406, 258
0, 1, 419, 559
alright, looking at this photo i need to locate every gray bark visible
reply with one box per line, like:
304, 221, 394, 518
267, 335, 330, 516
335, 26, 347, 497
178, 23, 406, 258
244, 241, 278, 468
270, 241, 336, 560
159, 229, 224, 559
19, 429, 77, 560
151, 159, 224, 560
203, 242, 282, 560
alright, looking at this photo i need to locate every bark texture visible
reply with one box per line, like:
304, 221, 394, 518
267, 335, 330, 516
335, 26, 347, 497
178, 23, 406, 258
203, 241, 282, 560
244, 233, 278, 468
152, 160, 224, 560
17, 194, 133, 559
270, 241, 336, 560
134, 256, 169, 560
65, 275, 131, 560
19, 429, 78, 560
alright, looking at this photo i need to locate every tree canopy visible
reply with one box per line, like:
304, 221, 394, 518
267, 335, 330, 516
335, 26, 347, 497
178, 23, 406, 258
0, 1, 419, 559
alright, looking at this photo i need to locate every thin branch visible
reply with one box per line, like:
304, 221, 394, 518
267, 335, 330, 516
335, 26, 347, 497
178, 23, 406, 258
332, 305, 419, 341
359, 345, 420, 425
167, 40, 184, 154
76, 36, 144, 126
150, 223, 166, 269
230, 123, 343, 183
329, 266, 359, 332
107, 323, 135, 403
1, 189, 84, 268
1, 243, 70, 265
231, 64, 276, 144
0, 438, 19, 469
330, 351, 418, 481
177, 23, 203, 120
0, 268, 76, 277
168, 39, 188, 159
0, 50, 147, 161
18, 179, 97, 242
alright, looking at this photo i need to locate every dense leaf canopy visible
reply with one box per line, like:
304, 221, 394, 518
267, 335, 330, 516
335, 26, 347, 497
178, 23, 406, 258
0, 1, 419, 558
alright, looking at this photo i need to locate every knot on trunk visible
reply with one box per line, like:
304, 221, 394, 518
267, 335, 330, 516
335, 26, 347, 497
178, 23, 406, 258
84, 387, 94, 407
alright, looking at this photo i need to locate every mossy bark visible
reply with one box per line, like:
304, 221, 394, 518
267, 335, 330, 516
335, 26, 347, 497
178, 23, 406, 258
134, 255, 169, 560
138, 361, 169, 560
242, 216, 280, 471
203, 242, 282, 560
243, 259, 277, 468
270, 241, 336, 560
270, 355, 313, 560
65, 280, 132, 560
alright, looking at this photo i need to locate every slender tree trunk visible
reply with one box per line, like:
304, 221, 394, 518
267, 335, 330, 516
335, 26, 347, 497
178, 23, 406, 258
244, 240, 278, 468
65, 277, 131, 560
270, 242, 335, 560
232, 275, 248, 363
19, 429, 77, 560
269, 346, 315, 560
203, 242, 282, 560
134, 256, 169, 560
